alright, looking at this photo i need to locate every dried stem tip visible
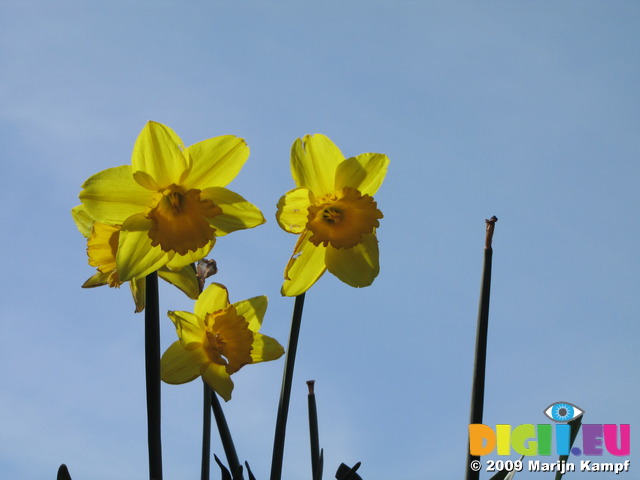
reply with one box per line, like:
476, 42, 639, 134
196, 258, 218, 292
485, 216, 498, 250
306, 380, 315, 395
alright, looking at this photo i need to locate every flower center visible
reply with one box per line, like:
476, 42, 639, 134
322, 207, 343, 224
87, 223, 123, 287
146, 184, 223, 255
307, 187, 383, 248
203, 306, 253, 374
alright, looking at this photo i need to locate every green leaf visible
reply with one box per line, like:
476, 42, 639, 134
245, 461, 256, 480
214, 454, 232, 480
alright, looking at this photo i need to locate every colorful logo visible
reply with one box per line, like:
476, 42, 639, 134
469, 402, 630, 457
543, 401, 583, 423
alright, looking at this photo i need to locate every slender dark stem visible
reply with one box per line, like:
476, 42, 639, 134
145, 272, 163, 480
57, 464, 72, 480
307, 380, 320, 480
466, 216, 497, 480
211, 390, 242, 478
201, 382, 212, 480
270, 293, 306, 480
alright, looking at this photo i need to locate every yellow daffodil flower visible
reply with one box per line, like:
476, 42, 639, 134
78, 121, 265, 282
71, 204, 200, 312
276, 134, 389, 296
161, 283, 284, 401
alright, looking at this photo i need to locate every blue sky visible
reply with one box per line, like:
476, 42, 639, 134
1, 2, 639, 479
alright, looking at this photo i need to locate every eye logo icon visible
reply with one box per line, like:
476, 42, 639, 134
544, 402, 584, 422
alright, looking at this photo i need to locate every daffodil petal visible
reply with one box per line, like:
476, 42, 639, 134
159, 265, 200, 300
291, 134, 344, 195
182, 136, 249, 189
251, 333, 285, 363
130, 277, 146, 313
281, 230, 327, 297
233, 296, 267, 332
79, 165, 153, 224
164, 241, 215, 271
132, 170, 160, 192
276, 187, 313, 234
131, 121, 188, 189
335, 153, 390, 196
87, 223, 120, 273
168, 310, 204, 349
161, 341, 206, 384
195, 283, 230, 319
201, 363, 234, 401
71, 204, 94, 238
82, 272, 109, 288
117, 213, 169, 281
325, 232, 379, 287
201, 187, 265, 236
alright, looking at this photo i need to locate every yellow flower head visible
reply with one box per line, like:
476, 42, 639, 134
276, 134, 389, 296
71, 204, 200, 312
78, 122, 265, 282
161, 283, 284, 401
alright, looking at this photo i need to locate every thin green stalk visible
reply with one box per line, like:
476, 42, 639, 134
307, 380, 320, 480
145, 272, 163, 480
270, 293, 306, 480
466, 216, 497, 480
202, 382, 212, 480
211, 389, 242, 478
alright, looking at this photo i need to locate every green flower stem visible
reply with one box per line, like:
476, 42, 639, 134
466, 217, 497, 480
145, 271, 163, 480
202, 382, 212, 480
307, 380, 320, 480
270, 293, 306, 480
211, 390, 242, 478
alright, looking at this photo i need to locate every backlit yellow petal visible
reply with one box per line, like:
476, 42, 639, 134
276, 187, 313, 234
250, 333, 285, 363
168, 310, 205, 349
159, 265, 200, 300
161, 341, 207, 384
71, 204, 94, 238
334, 153, 389, 196
201, 187, 265, 236
131, 121, 188, 188
87, 223, 120, 274
325, 232, 379, 287
116, 213, 169, 281
201, 363, 234, 401
281, 231, 327, 297
79, 165, 153, 224
84, 223, 122, 288
291, 134, 344, 195
130, 277, 146, 313
233, 296, 268, 332
81, 271, 109, 288
195, 283, 230, 319
182, 136, 250, 189
164, 240, 215, 271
